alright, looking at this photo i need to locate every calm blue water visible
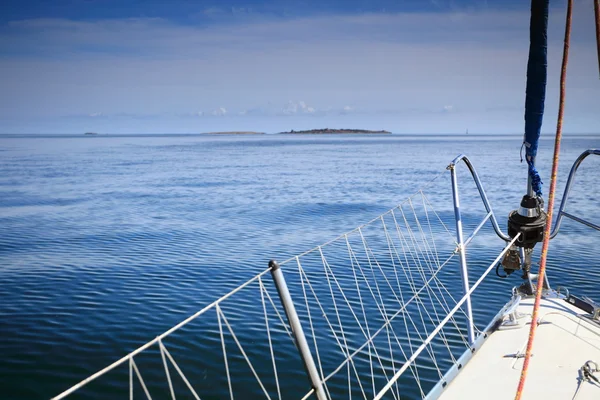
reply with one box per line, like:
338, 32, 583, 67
0, 134, 598, 399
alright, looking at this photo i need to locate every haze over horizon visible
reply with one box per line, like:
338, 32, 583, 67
1, 0, 599, 134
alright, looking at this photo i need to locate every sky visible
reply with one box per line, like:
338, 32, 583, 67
0, 0, 599, 134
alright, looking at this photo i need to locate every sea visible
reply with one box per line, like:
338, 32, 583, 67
0, 134, 598, 399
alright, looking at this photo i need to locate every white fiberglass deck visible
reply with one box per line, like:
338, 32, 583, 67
439, 294, 600, 400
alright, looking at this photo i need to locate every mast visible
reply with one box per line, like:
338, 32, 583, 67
501, 0, 549, 287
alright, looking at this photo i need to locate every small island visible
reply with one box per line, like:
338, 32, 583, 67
279, 128, 391, 134
84, 132, 98, 135
203, 131, 265, 135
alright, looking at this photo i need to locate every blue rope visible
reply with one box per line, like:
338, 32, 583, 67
523, 0, 549, 197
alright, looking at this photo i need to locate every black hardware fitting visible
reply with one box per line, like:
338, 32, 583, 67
507, 195, 547, 249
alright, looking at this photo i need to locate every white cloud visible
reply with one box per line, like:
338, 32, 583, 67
211, 107, 227, 116
209, 103, 360, 118
193, 107, 227, 117
281, 100, 317, 115
443, 105, 453, 112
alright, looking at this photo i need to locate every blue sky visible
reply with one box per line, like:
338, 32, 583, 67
1, 0, 598, 134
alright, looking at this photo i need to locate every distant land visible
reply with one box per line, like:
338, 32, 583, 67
279, 128, 391, 134
204, 131, 265, 135
84, 132, 98, 135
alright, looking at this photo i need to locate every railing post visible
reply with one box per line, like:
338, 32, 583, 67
269, 260, 328, 400
448, 165, 476, 345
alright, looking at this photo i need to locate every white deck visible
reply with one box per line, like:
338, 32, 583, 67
439, 295, 600, 399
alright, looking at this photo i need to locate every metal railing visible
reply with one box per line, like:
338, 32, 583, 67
445, 149, 600, 242
51, 150, 598, 399
550, 148, 600, 237
446, 154, 512, 243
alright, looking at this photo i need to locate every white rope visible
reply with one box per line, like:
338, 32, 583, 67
159, 343, 202, 400
406, 199, 466, 363
319, 246, 354, 358
289, 191, 473, 398
300, 388, 316, 400
393, 207, 445, 378
297, 258, 366, 399
346, 236, 376, 400
296, 257, 335, 400
218, 308, 273, 400
259, 277, 282, 400
260, 280, 293, 339
423, 193, 485, 338
129, 356, 133, 400
131, 358, 153, 400
320, 250, 458, 384
356, 227, 406, 398
217, 304, 234, 400
420, 194, 484, 341
320, 245, 400, 400
158, 338, 176, 400
380, 219, 424, 397
320, 247, 373, 397
420, 190, 457, 246
385, 210, 433, 381
400, 200, 451, 379
278, 170, 450, 268
367, 214, 446, 385
52, 267, 273, 400
308, 195, 466, 396
373, 234, 520, 400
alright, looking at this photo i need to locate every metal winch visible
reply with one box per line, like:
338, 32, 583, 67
501, 194, 547, 278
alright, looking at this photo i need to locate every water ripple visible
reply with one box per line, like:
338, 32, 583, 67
0, 134, 598, 399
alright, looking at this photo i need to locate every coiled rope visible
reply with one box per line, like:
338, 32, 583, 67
573, 360, 600, 399
514, 0, 573, 399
